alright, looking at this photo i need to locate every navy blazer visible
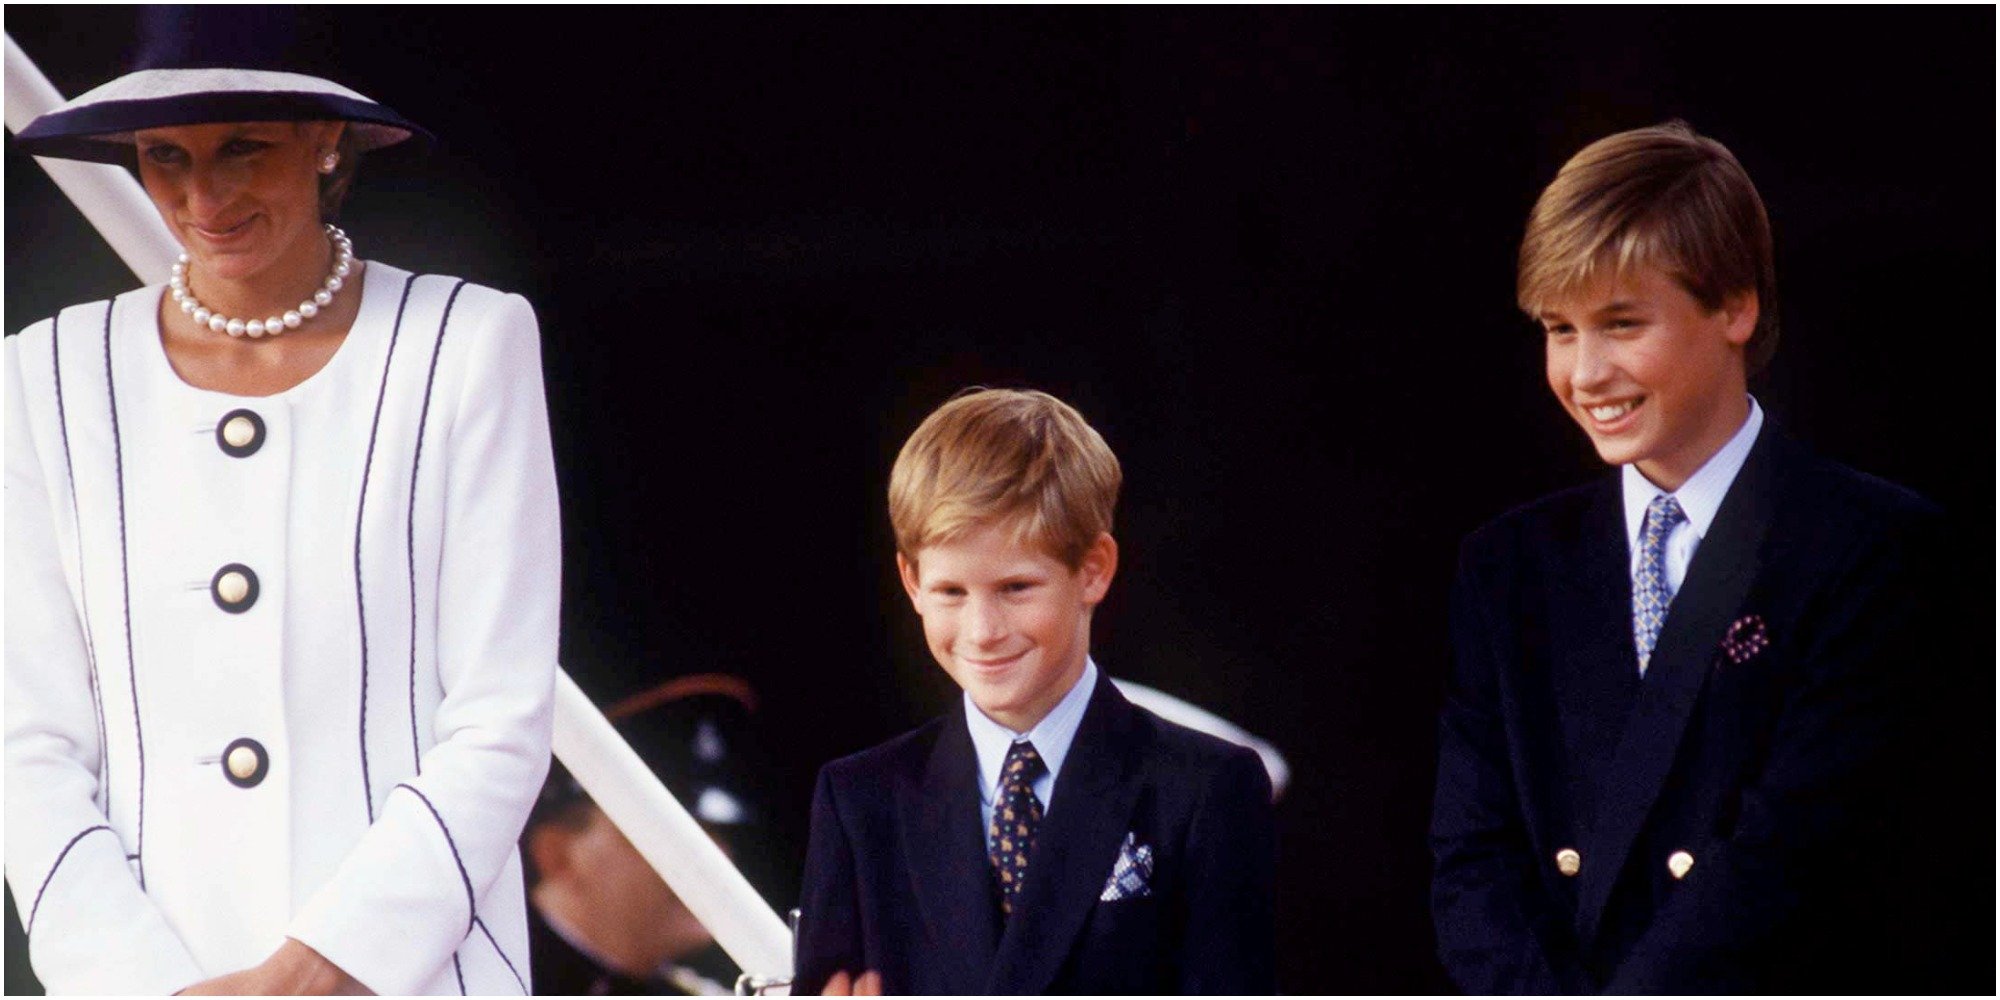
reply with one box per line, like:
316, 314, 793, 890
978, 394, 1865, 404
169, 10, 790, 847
795, 672, 1276, 995
1431, 424, 1975, 993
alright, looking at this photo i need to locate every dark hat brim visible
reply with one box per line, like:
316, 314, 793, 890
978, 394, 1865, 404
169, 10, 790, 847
14, 69, 430, 165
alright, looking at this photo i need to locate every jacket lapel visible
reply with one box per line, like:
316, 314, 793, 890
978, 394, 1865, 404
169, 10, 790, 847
985, 674, 1147, 995
898, 712, 1002, 989
1574, 425, 1777, 943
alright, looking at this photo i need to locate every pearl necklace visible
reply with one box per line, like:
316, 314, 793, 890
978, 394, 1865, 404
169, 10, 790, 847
169, 224, 354, 338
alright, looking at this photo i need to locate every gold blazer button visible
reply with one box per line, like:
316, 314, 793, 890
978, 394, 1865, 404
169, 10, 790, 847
1555, 847, 1581, 877
1667, 850, 1695, 880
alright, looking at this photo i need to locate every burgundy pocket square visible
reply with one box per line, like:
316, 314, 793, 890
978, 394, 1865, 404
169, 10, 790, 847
1720, 614, 1770, 664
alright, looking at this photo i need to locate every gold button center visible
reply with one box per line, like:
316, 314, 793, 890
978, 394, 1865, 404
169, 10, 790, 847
226, 745, 259, 781
216, 571, 250, 605
222, 415, 257, 448
1667, 850, 1695, 880
1555, 847, 1581, 877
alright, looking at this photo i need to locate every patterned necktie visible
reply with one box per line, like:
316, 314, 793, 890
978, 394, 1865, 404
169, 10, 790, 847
989, 740, 1046, 916
1633, 493, 1688, 674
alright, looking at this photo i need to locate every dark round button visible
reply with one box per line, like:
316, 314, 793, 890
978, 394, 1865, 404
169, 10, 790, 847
210, 564, 260, 614
221, 737, 268, 788
215, 409, 265, 458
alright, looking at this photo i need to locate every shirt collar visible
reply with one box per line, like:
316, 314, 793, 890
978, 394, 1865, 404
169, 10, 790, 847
1622, 396, 1764, 551
965, 658, 1098, 796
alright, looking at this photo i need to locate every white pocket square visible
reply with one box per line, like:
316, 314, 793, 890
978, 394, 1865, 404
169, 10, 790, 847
1100, 831, 1155, 901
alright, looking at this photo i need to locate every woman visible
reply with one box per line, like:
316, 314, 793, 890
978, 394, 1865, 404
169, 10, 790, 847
7, 12, 559, 995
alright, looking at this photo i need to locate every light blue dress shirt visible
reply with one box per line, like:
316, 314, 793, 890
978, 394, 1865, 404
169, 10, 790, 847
1620, 397, 1763, 673
965, 658, 1098, 851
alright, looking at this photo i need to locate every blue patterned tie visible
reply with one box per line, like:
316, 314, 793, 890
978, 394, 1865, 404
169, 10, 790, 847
1633, 494, 1687, 674
989, 740, 1046, 916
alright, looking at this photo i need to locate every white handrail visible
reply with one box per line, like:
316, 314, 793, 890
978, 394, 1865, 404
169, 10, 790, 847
3, 32, 794, 983
4, 35, 182, 278
551, 673, 794, 979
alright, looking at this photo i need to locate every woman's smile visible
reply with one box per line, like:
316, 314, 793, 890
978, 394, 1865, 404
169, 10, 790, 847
185, 213, 261, 251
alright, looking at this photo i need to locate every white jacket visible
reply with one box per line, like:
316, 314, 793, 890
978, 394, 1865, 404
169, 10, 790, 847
5, 263, 560, 994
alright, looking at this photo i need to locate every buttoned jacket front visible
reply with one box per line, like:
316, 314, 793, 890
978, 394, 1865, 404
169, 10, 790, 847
794, 673, 1278, 995
1430, 425, 1963, 993
5, 263, 560, 995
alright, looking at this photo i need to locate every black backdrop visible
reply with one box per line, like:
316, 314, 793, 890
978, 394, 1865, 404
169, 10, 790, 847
6, 8, 1994, 993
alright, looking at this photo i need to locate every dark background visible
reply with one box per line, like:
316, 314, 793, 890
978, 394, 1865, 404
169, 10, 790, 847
6, 8, 1994, 993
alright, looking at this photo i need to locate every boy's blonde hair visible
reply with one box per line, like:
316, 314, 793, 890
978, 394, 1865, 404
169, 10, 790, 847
1518, 120, 1779, 373
889, 388, 1122, 569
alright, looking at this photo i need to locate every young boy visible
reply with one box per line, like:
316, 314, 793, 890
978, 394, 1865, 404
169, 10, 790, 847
1430, 122, 1956, 993
795, 389, 1276, 995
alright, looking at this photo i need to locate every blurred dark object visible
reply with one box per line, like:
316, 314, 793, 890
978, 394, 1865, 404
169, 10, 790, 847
6, 886, 44, 995
524, 675, 771, 995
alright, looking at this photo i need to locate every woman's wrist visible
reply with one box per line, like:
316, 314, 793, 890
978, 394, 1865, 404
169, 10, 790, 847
267, 938, 366, 994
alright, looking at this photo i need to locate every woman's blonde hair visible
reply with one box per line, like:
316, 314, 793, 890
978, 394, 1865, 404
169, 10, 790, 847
889, 388, 1122, 569
1518, 121, 1779, 373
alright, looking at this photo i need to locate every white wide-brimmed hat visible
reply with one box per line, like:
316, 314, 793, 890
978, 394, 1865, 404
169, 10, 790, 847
15, 7, 430, 164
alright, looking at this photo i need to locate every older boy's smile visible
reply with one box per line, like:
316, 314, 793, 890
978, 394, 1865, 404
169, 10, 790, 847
1584, 398, 1642, 423
898, 521, 1116, 733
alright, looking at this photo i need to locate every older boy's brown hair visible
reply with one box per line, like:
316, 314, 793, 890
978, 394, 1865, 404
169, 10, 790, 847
1518, 120, 1779, 373
889, 388, 1122, 569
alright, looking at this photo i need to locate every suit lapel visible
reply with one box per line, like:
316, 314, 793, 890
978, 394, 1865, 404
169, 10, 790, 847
985, 674, 1147, 995
898, 712, 1002, 989
1574, 426, 1778, 944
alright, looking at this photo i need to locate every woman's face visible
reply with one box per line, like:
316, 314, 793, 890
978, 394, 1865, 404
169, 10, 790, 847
134, 120, 342, 286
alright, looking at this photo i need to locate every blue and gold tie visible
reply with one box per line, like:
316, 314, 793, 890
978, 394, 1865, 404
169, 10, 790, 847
990, 740, 1046, 916
1633, 494, 1687, 674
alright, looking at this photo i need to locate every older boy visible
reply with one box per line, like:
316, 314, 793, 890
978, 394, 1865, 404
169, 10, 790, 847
795, 389, 1276, 995
1430, 121, 1954, 993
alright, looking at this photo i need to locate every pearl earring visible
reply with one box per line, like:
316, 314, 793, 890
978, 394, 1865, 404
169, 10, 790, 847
319, 151, 339, 174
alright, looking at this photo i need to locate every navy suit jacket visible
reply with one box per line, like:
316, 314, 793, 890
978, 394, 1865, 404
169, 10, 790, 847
794, 672, 1276, 994
1431, 424, 1980, 993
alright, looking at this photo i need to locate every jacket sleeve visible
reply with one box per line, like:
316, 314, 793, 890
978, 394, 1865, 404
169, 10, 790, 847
1430, 544, 1593, 994
793, 766, 864, 996
3, 333, 208, 994
1603, 511, 1946, 992
1176, 746, 1276, 994
286, 291, 560, 993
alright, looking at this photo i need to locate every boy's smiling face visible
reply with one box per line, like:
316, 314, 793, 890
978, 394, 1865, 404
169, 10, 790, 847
899, 521, 1117, 733
1539, 264, 1757, 492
